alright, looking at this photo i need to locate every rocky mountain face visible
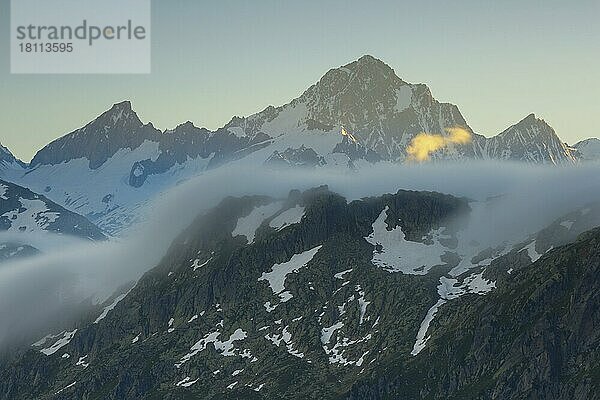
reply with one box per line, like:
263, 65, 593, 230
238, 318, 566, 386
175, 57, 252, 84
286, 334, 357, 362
347, 202, 600, 399
238, 54, 487, 162
0, 179, 106, 264
573, 137, 600, 161
484, 113, 578, 164
22, 56, 583, 173
0, 55, 589, 235
0, 144, 24, 172
29, 101, 159, 170
350, 234, 600, 399
28, 102, 270, 181
128, 120, 271, 188
2, 105, 274, 233
264, 145, 326, 169
1, 186, 598, 400
0, 179, 105, 240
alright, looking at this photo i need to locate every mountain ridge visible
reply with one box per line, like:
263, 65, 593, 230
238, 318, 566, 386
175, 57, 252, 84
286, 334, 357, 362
484, 113, 577, 164
22, 55, 581, 168
0, 55, 591, 234
29, 100, 160, 170
0, 144, 25, 170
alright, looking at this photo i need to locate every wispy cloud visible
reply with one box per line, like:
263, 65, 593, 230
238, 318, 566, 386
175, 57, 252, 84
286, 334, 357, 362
1, 161, 600, 348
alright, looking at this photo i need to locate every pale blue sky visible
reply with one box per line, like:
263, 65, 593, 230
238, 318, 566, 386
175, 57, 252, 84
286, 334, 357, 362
1, 0, 599, 160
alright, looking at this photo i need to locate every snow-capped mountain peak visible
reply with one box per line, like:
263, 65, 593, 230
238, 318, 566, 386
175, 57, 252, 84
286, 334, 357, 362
298, 55, 411, 130
484, 113, 577, 164
0, 55, 591, 235
289, 56, 483, 161
30, 101, 160, 170
98, 100, 143, 128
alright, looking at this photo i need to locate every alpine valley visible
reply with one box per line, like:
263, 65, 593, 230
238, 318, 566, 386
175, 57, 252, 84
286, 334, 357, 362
0, 56, 599, 400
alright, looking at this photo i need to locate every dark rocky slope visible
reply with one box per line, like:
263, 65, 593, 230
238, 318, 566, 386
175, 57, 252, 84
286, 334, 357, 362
0, 187, 598, 400
348, 228, 600, 400
0, 188, 467, 399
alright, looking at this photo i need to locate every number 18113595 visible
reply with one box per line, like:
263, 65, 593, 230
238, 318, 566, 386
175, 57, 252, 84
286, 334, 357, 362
19, 43, 73, 52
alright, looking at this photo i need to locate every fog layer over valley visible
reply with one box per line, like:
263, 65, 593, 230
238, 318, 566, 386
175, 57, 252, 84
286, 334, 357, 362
1, 161, 599, 350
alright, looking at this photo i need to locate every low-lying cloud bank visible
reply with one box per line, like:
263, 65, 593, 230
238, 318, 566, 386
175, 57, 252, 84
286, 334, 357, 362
1, 161, 600, 349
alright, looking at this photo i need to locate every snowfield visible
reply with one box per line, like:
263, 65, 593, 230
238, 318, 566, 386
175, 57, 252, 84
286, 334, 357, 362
365, 206, 447, 275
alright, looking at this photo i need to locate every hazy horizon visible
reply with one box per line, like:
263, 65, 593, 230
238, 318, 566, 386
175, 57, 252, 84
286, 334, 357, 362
1, 0, 599, 161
